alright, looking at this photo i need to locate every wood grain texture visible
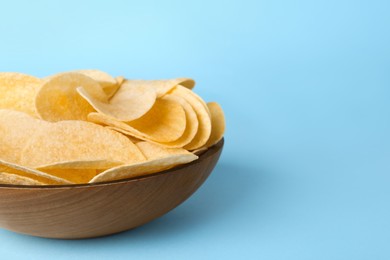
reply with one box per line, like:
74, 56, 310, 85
0, 139, 224, 239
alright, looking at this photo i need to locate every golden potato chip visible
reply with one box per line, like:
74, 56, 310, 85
39, 168, 97, 184
0, 109, 48, 164
35, 72, 106, 121
204, 102, 226, 148
88, 97, 187, 143
170, 86, 211, 150
113, 94, 197, 148
175, 84, 210, 115
156, 94, 199, 147
0, 172, 45, 185
136, 141, 196, 160
120, 97, 186, 143
77, 79, 157, 122
0, 159, 71, 185
20, 120, 145, 168
72, 69, 120, 98
0, 72, 43, 116
89, 152, 198, 183
122, 78, 195, 98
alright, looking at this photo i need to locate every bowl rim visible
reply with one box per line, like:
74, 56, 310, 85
0, 139, 224, 190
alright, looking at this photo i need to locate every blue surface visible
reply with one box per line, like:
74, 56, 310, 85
1, 0, 390, 259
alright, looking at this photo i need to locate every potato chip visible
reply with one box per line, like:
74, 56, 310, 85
175, 84, 210, 115
20, 120, 145, 168
35, 72, 106, 121
136, 141, 196, 160
89, 152, 198, 183
170, 86, 211, 150
0, 159, 71, 185
204, 102, 226, 148
156, 94, 199, 147
72, 69, 120, 98
123, 97, 186, 143
88, 97, 187, 143
39, 168, 97, 184
0, 172, 45, 185
0, 72, 43, 116
77, 79, 157, 122
0, 109, 48, 164
122, 78, 195, 98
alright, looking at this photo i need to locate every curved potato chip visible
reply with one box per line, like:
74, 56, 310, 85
77, 79, 157, 122
114, 94, 198, 148
175, 84, 209, 115
170, 86, 211, 150
0, 72, 43, 116
39, 168, 97, 184
90, 153, 198, 183
136, 141, 196, 160
72, 69, 119, 98
204, 102, 226, 148
35, 72, 106, 121
156, 94, 199, 147
123, 78, 195, 98
0, 109, 48, 164
20, 120, 145, 168
122, 97, 186, 142
88, 97, 186, 143
0, 159, 71, 185
0, 172, 46, 185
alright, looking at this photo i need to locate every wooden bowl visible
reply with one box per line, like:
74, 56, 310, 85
0, 139, 224, 239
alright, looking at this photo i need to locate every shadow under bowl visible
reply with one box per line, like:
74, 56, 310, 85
0, 139, 224, 239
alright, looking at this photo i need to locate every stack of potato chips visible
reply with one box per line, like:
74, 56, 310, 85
0, 70, 225, 185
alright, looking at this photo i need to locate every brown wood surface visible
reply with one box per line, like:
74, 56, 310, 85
0, 139, 224, 239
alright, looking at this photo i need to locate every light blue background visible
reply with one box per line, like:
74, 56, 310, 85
0, 0, 389, 259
